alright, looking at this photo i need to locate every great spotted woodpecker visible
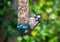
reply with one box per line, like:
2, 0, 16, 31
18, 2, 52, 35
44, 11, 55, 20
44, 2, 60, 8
17, 14, 41, 33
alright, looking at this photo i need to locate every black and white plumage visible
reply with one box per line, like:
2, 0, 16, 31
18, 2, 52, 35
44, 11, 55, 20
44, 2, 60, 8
17, 14, 41, 33
29, 14, 41, 29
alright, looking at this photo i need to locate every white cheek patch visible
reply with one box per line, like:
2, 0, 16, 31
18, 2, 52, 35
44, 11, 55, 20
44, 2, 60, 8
37, 15, 41, 18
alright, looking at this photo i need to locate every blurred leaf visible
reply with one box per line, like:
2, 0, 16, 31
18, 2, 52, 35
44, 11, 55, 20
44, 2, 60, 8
17, 36, 22, 42
48, 36, 58, 42
31, 29, 38, 36
23, 35, 30, 40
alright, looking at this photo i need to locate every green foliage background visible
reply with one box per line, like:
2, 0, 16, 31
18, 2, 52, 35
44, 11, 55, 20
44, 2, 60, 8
0, 0, 17, 41
0, 0, 60, 42
29, 0, 60, 42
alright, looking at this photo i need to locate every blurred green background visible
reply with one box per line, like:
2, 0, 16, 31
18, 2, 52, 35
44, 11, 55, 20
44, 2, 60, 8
0, 0, 60, 42
29, 0, 60, 42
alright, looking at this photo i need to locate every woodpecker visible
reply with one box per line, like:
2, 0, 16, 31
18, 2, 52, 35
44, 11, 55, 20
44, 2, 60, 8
17, 14, 41, 33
